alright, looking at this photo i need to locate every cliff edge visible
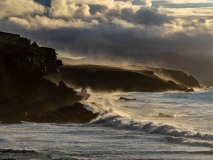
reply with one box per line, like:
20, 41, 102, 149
0, 31, 98, 123
46, 65, 195, 92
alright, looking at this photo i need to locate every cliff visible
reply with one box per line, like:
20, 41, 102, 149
130, 52, 211, 86
59, 57, 201, 88
128, 65, 201, 88
46, 65, 194, 92
0, 31, 62, 76
153, 69, 200, 88
0, 31, 98, 123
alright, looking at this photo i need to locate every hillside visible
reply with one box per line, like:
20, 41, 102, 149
46, 64, 195, 92
131, 52, 213, 86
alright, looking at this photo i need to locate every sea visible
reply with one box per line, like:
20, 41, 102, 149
0, 89, 212, 160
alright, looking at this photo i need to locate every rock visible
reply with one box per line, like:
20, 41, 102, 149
0, 103, 98, 124
0, 31, 97, 124
32, 42, 39, 48
119, 97, 136, 101
0, 31, 60, 76
154, 69, 201, 88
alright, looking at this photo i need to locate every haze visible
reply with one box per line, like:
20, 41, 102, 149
0, 0, 213, 85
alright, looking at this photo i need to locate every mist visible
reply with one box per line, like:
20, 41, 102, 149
0, 0, 213, 84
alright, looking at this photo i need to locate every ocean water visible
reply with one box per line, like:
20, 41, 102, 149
0, 89, 212, 160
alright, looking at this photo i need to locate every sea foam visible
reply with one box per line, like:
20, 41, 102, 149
90, 113, 213, 148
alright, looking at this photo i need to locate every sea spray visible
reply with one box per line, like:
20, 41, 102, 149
85, 90, 213, 148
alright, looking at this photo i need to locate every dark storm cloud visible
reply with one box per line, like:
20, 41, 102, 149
105, 7, 171, 26
135, 9, 171, 25
87, 5, 108, 15
1, 18, 212, 60
38, 29, 213, 57
0, 0, 213, 60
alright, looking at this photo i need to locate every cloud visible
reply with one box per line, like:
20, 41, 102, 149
1, 0, 173, 30
0, 0, 212, 60
0, 0, 45, 18
132, 0, 152, 7
8, 15, 99, 30
2, 18, 212, 59
135, 9, 171, 25
49, 0, 91, 19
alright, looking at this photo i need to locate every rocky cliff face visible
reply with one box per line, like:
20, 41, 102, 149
0, 31, 62, 76
127, 65, 201, 88
153, 69, 201, 88
131, 52, 212, 86
47, 65, 194, 92
0, 31, 97, 124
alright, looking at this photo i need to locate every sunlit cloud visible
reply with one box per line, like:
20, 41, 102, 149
0, 0, 212, 59
0, 0, 45, 18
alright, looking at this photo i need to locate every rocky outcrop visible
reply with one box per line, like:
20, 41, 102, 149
128, 65, 201, 88
47, 65, 194, 92
153, 69, 201, 88
0, 31, 98, 124
0, 103, 98, 124
130, 52, 211, 86
0, 31, 62, 76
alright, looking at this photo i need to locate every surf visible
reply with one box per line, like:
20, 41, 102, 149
84, 90, 213, 148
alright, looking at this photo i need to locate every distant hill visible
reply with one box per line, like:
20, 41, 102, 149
57, 57, 201, 89
132, 52, 213, 86
127, 65, 201, 88
60, 53, 211, 87
46, 64, 197, 92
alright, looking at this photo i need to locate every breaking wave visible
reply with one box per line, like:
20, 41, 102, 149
90, 113, 213, 148
84, 90, 213, 148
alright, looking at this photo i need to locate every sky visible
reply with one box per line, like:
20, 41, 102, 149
0, 0, 213, 60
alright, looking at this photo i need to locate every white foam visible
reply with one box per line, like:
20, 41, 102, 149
88, 112, 213, 149
165, 136, 213, 148
86, 90, 213, 148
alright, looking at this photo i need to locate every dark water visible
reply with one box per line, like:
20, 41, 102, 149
0, 89, 212, 159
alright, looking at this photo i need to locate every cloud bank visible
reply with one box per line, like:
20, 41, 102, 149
0, 0, 213, 59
